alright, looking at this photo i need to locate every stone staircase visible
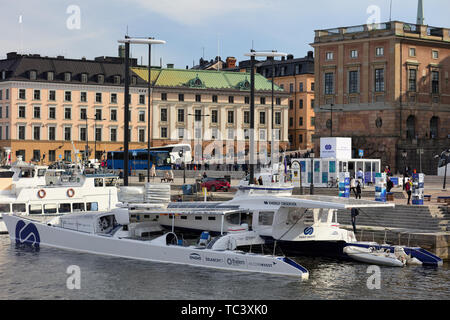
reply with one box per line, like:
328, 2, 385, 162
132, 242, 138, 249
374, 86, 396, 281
336, 205, 449, 233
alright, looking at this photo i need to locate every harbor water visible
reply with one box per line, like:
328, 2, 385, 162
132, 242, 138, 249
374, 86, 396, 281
0, 235, 448, 300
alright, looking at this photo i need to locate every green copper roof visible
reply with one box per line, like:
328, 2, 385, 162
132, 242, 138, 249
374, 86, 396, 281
131, 67, 283, 92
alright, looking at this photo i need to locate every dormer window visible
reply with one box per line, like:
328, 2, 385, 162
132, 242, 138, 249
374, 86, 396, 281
64, 72, 71, 82
29, 70, 37, 80
114, 75, 121, 84
97, 74, 104, 84
47, 71, 54, 81
131, 76, 137, 85
81, 73, 88, 83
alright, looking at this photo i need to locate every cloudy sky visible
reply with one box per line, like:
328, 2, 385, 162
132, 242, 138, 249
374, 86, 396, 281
1, 0, 448, 68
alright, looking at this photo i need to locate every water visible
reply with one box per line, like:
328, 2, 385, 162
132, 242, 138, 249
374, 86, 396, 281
0, 235, 448, 300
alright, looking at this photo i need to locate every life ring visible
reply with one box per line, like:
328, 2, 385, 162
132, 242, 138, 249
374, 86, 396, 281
37, 189, 46, 198
67, 188, 75, 198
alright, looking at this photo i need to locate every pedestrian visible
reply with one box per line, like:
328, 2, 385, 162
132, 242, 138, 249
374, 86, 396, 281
357, 168, 364, 187
405, 178, 412, 205
258, 176, 263, 185
387, 177, 394, 192
177, 195, 182, 202
350, 176, 357, 197
351, 208, 359, 234
203, 172, 207, 179
355, 180, 362, 199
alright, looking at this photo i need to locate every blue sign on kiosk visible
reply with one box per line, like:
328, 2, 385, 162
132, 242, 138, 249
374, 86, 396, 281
358, 149, 364, 158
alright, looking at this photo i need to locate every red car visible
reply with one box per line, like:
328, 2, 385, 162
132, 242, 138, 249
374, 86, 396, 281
201, 177, 230, 192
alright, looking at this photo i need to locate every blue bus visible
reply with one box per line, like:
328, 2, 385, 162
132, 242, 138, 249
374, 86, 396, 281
106, 149, 172, 171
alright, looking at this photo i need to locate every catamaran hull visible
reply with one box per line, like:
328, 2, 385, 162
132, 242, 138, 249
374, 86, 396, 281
3, 214, 308, 279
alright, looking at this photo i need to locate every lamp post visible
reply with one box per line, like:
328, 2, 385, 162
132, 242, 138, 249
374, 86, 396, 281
244, 50, 287, 185
309, 152, 315, 195
435, 149, 450, 190
320, 103, 342, 137
118, 37, 166, 186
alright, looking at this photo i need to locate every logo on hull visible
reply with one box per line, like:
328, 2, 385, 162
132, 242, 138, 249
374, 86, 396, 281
189, 253, 201, 261
15, 220, 40, 248
303, 227, 314, 235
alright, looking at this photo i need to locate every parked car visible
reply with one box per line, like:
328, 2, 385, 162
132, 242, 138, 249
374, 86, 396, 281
201, 177, 230, 192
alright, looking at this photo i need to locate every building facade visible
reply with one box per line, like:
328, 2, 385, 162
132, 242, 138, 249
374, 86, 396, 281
0, 52, 289, 165
311, 21, 450, 174
239, 52, 315, 151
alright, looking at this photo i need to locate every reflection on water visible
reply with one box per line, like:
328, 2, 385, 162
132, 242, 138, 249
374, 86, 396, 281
0, 236, 448, 300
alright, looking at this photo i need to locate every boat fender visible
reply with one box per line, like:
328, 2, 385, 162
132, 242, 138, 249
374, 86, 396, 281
37, 189, 46, 198
67, 188, 75, 198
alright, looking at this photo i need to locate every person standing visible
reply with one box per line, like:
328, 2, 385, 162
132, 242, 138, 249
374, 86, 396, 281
357, 168, 364, 187
387, 177, 394, 192
350, 177, 357, 197
356, 180, 362, 199
405, 178, 412, 205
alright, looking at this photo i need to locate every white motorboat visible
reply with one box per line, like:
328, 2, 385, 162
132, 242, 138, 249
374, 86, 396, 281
2, 208, 309, 279
343, 245, 406, 267
155, 194, 443, 267
0, 173, 120, 233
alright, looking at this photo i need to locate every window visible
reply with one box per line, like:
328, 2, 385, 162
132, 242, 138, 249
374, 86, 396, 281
178, 93, 184, 102
0, 90, 2, 100
212, 95, 218, 103
376, 47, 384, 56
227, 110, 234, 124
18, 106, 26, 118
64, 91, 71, 102
160, 108, 168, 122
161, 93, 167, 101
4, 125, 8, 139
259, 129, 266, 141
211, 110, 218, 123
409, 48, 416, 57
95, 92, 102, 103
94, 109, 102, 121
244, 129, 249, 140
178, 128, 184, 139
375, 69, 385, 92
64, 127, 71, 141
80, 92, 87, 102
194, 109, 202, 122
260, 97, 266, 105
408, 69, 417, 92
33, 126, 40, 140
244, 111, 250, 124
65, 72, 71, 82
311, 82, 315, 91
289, 117, 293, 127
49, 90, 56, 101
311, 117, 315, 126
195, 94, 201, 102
350, 50, 358, 58
48, 127, 56, 140
110, 93, 117, 103
161, 127, 168, 138
49, 107, 56, 119
139, 94, 145, 104
34, 90, 40, 100
80, 127, 86, 141
311, 99, 315, 109
432, 71, 439, 94
29, 70, 37, 80
138, 110, 145, 122
349, 71, 359, 94
276, 97, 281, 105
95, 128, 102, 141
432, 50, 439, 59
259, 111, 266, 125
47, 71, 54, 81
324, 73, 334, 95
211, 127, 218, 139
19, 89, 26, 100
275, 112, 281, 125
48, 150, 55, 162
18, 125, 26, 140
64, 150, 71, 161
110, 128, 117, 142
137, 128, 145, 142
177, 109, 185, 123
110, 109, 117, 121
299, 117, 303, 126
5, 106, 8, 118
299, 134, 303, 143
228, 96, 234, 104
33, 106, 40, 118
114, 75, 121, 84
299, 99, 303, 109
80, 73, 88, 83
0, 106, 2, 119
289, 84, 294, 93
6, 89, 9, 100
97, 74, 104, 84
227, 128, 234, 140
64, 108, 71, 120
299, 82, 304, 92
79, 108, 87, 120
326, 52, 334, 60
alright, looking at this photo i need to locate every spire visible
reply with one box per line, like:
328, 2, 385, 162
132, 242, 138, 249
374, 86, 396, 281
417, 0, 424, 25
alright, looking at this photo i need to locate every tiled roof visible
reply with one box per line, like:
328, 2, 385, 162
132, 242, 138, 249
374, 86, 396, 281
131, 67, 284, 92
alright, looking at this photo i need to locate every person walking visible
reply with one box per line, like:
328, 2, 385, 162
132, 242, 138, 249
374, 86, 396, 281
350, 176, 357, 197
405, 178, 412, 205
355, 180, 362, 199
387, 177, 394, 193
150, 164, 156, 180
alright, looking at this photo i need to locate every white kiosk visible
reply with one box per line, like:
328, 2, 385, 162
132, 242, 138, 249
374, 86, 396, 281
291, 137, 381, 188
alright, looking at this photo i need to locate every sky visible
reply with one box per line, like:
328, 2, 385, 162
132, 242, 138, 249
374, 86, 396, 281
1, 0, 449, 68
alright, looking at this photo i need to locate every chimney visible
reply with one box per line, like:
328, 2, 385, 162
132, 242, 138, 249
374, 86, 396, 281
287, 54, 294, 60
7, 52, 18, 60
417, 0, 424, 25
307, 51, 314, 59
226, 56, 236, 69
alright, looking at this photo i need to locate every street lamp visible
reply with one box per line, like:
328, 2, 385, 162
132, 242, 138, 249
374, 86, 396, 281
118, 37, 166, 186
244, 50, 287, 185
402, 150, 407, 190
320, 103, 343, 137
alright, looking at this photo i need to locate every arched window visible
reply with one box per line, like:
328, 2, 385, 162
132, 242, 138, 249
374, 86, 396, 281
430, 116, 438, 139
406, 115, 416, 139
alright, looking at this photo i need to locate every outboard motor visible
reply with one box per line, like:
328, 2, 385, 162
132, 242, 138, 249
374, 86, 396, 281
198, 231, 210, 246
